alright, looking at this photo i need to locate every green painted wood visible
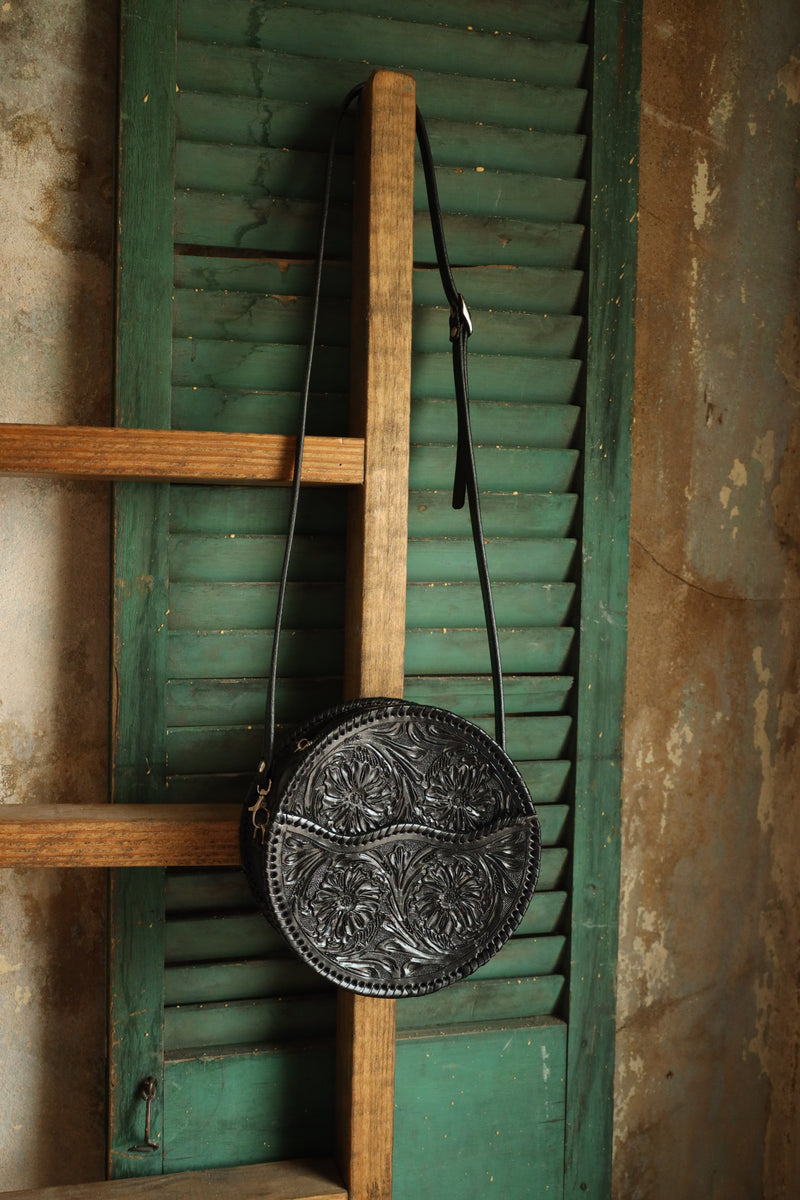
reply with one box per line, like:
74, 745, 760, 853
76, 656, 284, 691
162, 856, 566, 967
108, 868, 167, 1178
168, 486, 577, 539
175, 192, 584, 268
163, 975, 565, 1052
109, 0, 177, 1179
166, 579, 574, 631
163, 1043, 337, 1171
164, 714, 571, 775
109, 0, 638, 1188
172, 289, 582, 361
396, 977, 565, 1032
180, 0, 589, 46
162, 937, 564, 1011
166, 534, 576, 584
162, 868, 569, 920
170, 336, 581, 404
564, 5, 641, 1197
179, 2, 588, 87
161, 1020, 568, 1184
164, 626, 573, 681
175, 142, 585, 225
393, 1022, 566, 1200
172, 257, 583, 316
176, 43, 587, 134
164, 674, 573, 729
163, 756, 571, 808
177, 93, 586, 177
171, 391, 579, 450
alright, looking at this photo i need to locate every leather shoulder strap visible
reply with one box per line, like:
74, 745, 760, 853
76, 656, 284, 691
260, 83, 506, 772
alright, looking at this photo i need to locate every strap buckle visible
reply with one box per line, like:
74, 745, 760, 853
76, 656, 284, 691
450, 294, 472, 340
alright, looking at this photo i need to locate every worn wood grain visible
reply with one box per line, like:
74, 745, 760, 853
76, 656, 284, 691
0, 805, 239, 867
0, 1159, 346, 1200
335, 68, 418, 1200
0, 426, 364, 486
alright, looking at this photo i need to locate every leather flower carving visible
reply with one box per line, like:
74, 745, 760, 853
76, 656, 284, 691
314, 746, 399, 834
310, 859, 385, 952
421, 748, 501, 832
409, 855, 490, 946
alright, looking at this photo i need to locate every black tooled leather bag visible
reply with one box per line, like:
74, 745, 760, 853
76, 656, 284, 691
240, 85, 541, 997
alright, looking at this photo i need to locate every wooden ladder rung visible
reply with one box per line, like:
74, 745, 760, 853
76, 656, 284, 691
0, 425, 365, 486
0, 1158, 347, 1200
0, 804, 241, 867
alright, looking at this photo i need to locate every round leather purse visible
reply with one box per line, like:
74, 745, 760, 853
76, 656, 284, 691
240, 86, 541, 997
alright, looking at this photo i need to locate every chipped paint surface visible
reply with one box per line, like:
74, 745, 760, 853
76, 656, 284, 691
617, 0, 800, 1197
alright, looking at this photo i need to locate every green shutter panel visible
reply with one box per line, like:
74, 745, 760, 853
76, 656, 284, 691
110, 2, 639, 1195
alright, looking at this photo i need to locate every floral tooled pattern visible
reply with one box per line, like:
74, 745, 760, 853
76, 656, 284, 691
276, 825, 533, 987
418, 747, 503, 832
408, 854, 493, 948
312, 746, 400, 834
307, 857, 386, 953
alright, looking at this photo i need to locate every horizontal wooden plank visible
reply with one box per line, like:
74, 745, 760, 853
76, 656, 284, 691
176, 93, 586, 177
0, 426, 364, 486
167, 486, 577, 539
0, 1160, 346, 1200
178, 3, 588, 86
0, 805, 241, 867
165, 674, 573, 728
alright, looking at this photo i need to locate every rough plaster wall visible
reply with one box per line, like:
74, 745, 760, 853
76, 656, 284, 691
0, 0, 116, 1187
615, 1, 800, 1198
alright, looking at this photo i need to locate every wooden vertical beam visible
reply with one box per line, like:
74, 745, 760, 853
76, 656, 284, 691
337, 69, 417, 1200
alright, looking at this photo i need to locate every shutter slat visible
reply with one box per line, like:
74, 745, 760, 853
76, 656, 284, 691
173, 290, 582, 360
175, 142, 585, 225
172, 256, 583, 315
167, 535, 577, 583
180, 0, 590, 45
166, 580, 575, 631
178, 3, 588, 86
177, 93, 585, 177
165, 674, 574, 728
177, 42, 587, 133
175, 193, 584, 268
167, 487, 576, 539
165, 626, 573, 681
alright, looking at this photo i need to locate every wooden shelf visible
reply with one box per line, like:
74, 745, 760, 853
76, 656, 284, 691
0, 425, 364, 486
1, 1159, 347, 1200
0, 805, 240, 867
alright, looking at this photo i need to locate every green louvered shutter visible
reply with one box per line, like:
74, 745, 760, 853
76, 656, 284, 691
110, 2, 638, 1196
